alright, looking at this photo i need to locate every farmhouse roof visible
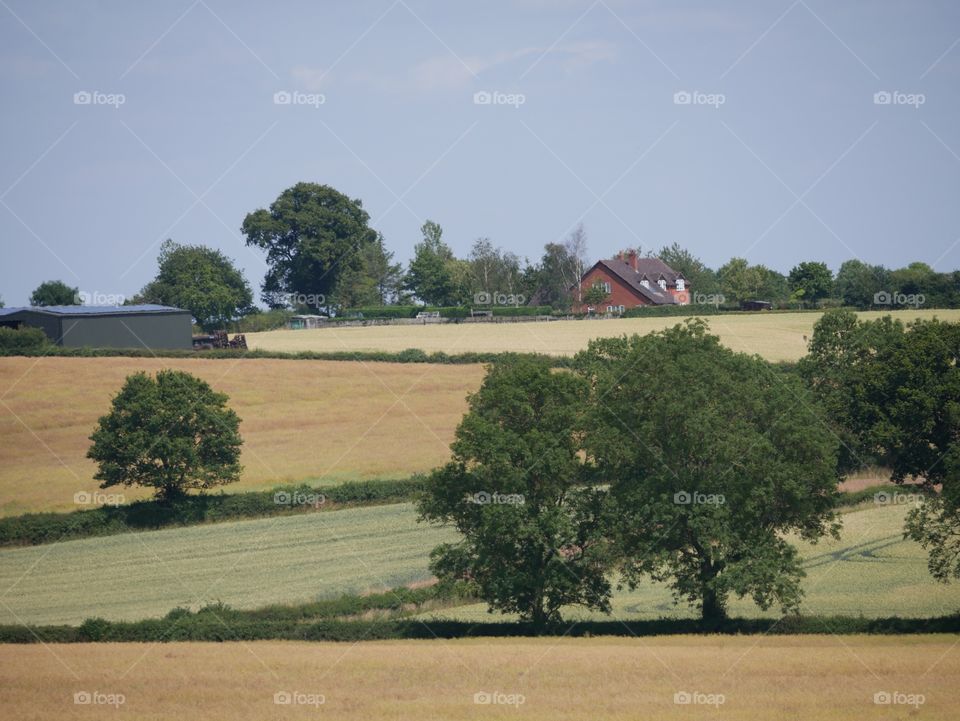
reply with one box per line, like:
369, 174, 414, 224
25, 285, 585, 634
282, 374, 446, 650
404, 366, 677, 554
594, 259, 678, 304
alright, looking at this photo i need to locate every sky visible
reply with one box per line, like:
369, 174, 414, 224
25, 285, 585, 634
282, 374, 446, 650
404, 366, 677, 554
1, 0, 959, 307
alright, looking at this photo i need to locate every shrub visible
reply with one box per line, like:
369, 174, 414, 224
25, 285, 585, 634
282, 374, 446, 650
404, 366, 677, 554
0, 326, 49, 350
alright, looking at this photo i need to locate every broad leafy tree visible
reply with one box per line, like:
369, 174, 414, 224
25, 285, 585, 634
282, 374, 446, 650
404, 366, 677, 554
800, 309, 960, 580
242, 182, 377, 312
30, 280, 79, 306
404, 220, 461, 306
834, 260, 889, 308
578, 320, 840, 622
88, 370, 243, 501
418, 357, 613, 631
657, 242, 720, 295
788, 262, 833, 307
133, 240, 254, 331
332, 232, 403, 308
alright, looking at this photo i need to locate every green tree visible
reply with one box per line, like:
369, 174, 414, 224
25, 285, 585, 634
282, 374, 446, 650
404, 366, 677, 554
87, 370, 243, 501
132, 240, 254, 331
529, 242, 578, 309
578, 320, 839, 623
834, 260, 889, 308
404, 220, 459, 306
30, 280, 79, 306
800, 310, 960, 580
332, 232, 403, 308
657, 242, 720, 295
418, 358, 612, 631
788, 262, 833, 307
242, 182, 377, 312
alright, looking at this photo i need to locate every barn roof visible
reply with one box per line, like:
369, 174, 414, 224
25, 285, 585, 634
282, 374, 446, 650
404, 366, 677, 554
0, 305, 188, 317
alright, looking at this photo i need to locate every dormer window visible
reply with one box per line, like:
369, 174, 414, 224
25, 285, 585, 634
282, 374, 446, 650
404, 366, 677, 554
658, 278, 667, 290
676, 278, 685, 291
640, 279, 649, 288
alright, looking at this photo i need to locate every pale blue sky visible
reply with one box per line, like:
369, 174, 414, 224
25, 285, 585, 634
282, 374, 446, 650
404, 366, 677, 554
1, 0, 958, 306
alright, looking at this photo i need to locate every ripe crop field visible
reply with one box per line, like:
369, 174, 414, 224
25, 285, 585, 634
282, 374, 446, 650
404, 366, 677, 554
2, 502, 958, 627
1, 636, 958, 720
0, 357, 484, 516
246, 308, 960, 361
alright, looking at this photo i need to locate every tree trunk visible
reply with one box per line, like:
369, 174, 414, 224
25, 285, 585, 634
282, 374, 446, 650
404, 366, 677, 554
701, 585, 727, 625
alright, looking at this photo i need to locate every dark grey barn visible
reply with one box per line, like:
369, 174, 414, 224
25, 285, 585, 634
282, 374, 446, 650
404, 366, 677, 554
0, 305, 193, 349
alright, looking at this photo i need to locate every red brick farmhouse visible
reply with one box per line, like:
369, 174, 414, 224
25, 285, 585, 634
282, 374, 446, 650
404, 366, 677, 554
573, 250, 690, 313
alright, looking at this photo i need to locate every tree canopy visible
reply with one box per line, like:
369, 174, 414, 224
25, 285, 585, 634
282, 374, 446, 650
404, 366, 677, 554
242, 182, 377, 312
418, 357, 612, 630
29, 280, 79, 306
133, 240, 254, 331
87, 370, 243, 501
577, 320, 840, 622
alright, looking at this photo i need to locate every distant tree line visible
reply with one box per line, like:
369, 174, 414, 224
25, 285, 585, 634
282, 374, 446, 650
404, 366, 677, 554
16, 181, 960, 328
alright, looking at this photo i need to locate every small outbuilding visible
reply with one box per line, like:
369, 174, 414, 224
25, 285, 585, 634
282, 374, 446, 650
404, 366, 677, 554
0, 305, 193, 349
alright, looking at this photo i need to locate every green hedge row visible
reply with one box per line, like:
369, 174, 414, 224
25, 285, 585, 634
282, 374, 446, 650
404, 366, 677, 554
0, 477, 427, 547
0, 344, 578, 367
3, 611, 958, 644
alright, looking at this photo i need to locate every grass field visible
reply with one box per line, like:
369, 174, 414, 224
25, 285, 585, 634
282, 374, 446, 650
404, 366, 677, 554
424, 502, 960, 622
1, 636, 957, 720
246, 309, 960, 361
0, 503, 456, 625
2, 501, 957, 627
0, 357, 484, 516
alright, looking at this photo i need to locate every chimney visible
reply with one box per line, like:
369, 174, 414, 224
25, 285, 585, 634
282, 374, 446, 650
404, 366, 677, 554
626, 249, 638, 271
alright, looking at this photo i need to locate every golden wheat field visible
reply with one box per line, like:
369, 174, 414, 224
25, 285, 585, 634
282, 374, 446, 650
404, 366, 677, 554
0, 357, 484, 516
246, 309, 960, 361
1, 636, 957, 720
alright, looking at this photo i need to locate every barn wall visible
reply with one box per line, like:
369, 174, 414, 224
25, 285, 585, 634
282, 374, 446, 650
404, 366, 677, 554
58, 313, 192, 349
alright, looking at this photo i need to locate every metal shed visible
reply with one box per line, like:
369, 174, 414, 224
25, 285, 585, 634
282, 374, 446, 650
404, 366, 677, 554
0, 305, 193, 349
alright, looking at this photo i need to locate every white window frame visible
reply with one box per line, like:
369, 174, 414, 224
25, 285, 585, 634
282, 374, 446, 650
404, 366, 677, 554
658, 278, 667, 290
640, 279, 649, 288
676, 278, 685, 291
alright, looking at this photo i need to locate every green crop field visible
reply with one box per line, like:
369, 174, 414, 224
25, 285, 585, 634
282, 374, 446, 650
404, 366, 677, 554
2, 500, 957, 627
246, 308, 960, 362
0, 504, 456, 626
422, 502, 960, 623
